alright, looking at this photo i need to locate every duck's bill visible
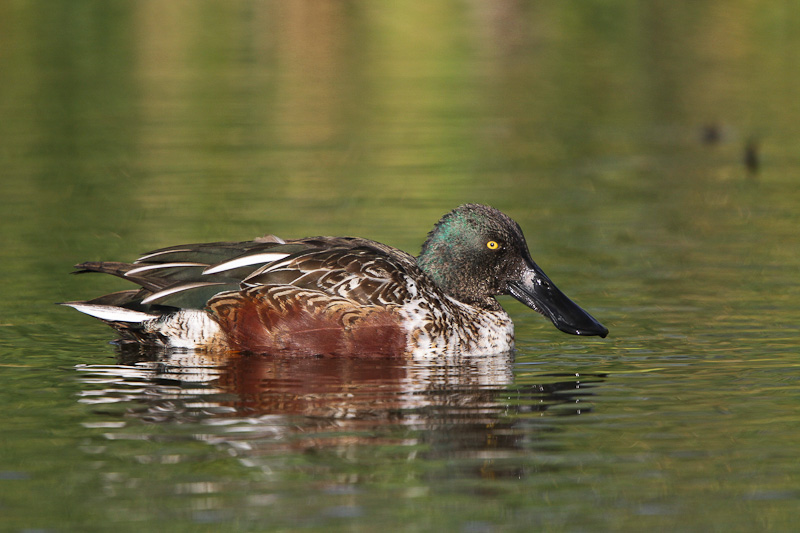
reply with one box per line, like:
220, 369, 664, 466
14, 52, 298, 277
507, 265, 608, 338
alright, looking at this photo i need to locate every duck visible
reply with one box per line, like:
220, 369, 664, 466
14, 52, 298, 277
63, 204, 608, 357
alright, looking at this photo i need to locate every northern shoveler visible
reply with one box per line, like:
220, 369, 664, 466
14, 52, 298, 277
63, 204, 608, 357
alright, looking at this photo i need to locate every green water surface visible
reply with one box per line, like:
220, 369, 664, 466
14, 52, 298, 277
1, 2, 799, 532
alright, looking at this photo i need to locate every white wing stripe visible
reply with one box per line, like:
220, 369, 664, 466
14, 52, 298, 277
203, 253, 290, 275
62, 303, 155, 323
141, 282, 226, 304
125, 262, 206, 276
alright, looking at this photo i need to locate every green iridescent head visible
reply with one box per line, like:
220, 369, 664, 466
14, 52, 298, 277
417, 204, 607, 337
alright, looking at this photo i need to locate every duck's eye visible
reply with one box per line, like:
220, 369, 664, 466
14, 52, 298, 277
486, 240, 500, 250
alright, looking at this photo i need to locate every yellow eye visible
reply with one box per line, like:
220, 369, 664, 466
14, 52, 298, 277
486, 240, 500, 250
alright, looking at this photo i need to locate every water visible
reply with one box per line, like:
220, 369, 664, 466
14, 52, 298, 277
1, 1, 799, 531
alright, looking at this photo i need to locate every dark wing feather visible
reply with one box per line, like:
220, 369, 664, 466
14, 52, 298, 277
72, 240, 291, 310
135, 241, 278, 264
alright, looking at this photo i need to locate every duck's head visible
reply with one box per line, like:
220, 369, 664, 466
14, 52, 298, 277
418, 204, 608, 337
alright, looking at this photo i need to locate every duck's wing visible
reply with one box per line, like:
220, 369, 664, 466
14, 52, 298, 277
67, 237, 420, 312
69, 238, 311, 311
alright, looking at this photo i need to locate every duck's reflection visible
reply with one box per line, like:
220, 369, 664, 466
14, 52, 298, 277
76, 345, 605, 477
80, 345, 516, 420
